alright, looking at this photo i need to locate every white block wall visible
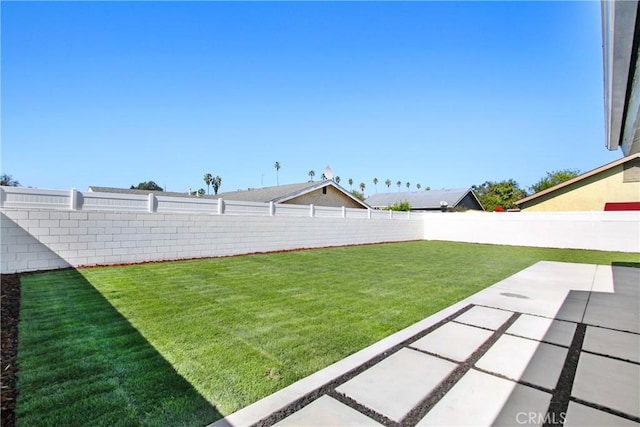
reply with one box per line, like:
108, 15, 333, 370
1, 209, 424, 274
3, 208, 637, 274
423, 211, 640, 253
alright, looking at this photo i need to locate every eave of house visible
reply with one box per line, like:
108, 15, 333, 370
602, 0, 640, 155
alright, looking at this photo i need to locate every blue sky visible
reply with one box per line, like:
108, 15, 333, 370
1, 1, 622, 196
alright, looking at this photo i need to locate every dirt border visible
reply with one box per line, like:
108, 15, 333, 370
1, 274, 20, 427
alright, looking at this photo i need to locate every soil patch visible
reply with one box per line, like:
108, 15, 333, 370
1, 274, 20, 427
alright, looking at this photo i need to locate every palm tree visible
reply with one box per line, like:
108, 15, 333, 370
396, 181, 401, 192
359, 182, 366, 193
203, 173, 213, 195
348, 178, 353, 190
416, 183, 421, 190
373, 178, 378, 193
385, 179, 391, 192
406, 182, 411, 190
213, 176, 222, 194
274, 161, 281, 185
308, 170, 315, 181
335, 176, 341, 184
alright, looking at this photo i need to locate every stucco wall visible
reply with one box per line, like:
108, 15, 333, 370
521, 165, 640, 211
1, 208, 423, 274
287, 186, 364, 208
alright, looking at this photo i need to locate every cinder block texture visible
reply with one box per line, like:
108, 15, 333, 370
1, 209, 424, 273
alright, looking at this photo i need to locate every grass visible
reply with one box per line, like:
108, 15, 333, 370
16, 241, 639, 426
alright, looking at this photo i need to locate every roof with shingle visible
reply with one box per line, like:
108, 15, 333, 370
365, 188, 479, 210
88, 186, 209, 198
214, 182, 322, 203
214, 180, 369, 207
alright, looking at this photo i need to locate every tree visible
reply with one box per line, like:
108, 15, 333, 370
131, 181, 163, 191
387, 200, 411, 211
203, 173, 213, 195
274, 162, 281, 185
308, 170, 315, 181
197, 188, 205, 196
335, 176, 341, 184
406, 182, 411, 190
212, 176, 222, 195
396, 180, 402, 191
425, 186, 431, 191
416, 183, 421, 190
529, 169, 580, 194
385, 179, 391, 192
359, 182, 366, 193
348, 178, 353, 190
0, 174, 20, 186
472, 179, 527, 211
350, 189, 365, 201
373, 177, 378, 193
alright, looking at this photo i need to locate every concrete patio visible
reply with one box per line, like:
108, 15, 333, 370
211, 261, 640, 427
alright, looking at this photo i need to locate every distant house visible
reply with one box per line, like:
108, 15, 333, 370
88, 186, 192, 198
365, 188, 484, 212
516, 153, 640, 211
214, 181, 369, 209
90, 181, 370, 209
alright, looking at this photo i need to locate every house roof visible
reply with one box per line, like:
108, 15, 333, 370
516, 153, 640, 206
602, 0, 640, 155
88, 186, 209, 198
214, 180, 370, 208
365, 188, 481, 210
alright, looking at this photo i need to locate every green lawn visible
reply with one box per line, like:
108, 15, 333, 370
16, 241, 639, 426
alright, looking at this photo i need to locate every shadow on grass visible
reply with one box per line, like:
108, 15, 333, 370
16, 269, 221, 426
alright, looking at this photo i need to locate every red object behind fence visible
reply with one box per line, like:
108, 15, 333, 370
604, 202, 640, 211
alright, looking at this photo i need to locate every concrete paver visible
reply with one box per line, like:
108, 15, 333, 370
416, 369, 550, 427
410, 322, 493, 362
453, 305, 513, 330
582, 296, 640, 333
494, 261, 597, 291
335, 348, 457, 422
572, 352, 640, 418
591, 265, 616, 293
469, 287, 588, 321
582, 326, 640, 363
506, 314, 576, 347
564, 402, 639, 427
554, 295, 589, 323
475, 334, 567, 390
274, 396, 381, 427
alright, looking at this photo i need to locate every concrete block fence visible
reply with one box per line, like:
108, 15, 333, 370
1, 208, 424, 274
422, 211, 640, 253
1, 187, 638, 274
0, 186, 412, 220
